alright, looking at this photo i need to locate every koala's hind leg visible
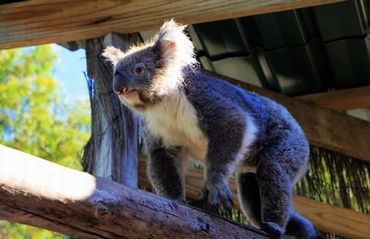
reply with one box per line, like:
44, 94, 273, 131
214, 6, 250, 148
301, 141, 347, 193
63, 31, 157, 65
147, 145, 185, 201
237, 172, 262, 227
256, 137, 309, 239
238, 172, 318, 239
256, 162, 291, 239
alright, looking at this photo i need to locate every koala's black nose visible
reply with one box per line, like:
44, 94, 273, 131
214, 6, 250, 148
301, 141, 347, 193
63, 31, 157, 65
113, 72, 127, 94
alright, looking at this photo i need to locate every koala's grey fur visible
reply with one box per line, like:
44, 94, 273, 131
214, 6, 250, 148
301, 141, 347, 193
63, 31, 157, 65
103, 20, 318, 239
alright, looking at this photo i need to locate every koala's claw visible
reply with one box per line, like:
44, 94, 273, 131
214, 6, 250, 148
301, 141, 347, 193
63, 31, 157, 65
199, 181, 233, 209
261, 222, 284, 239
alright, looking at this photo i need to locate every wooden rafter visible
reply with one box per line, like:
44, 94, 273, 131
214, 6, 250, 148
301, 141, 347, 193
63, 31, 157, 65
0, 0, 343, 49
297, 86, 370, 111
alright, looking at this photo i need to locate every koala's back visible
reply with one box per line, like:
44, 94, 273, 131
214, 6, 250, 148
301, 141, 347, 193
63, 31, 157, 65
184, 70, 303, 132
183, 69, 309, 167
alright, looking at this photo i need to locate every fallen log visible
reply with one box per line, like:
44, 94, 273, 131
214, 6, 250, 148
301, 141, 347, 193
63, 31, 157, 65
0, 145, 268, 239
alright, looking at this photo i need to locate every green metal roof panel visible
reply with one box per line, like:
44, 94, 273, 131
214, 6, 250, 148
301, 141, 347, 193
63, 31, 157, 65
366, 0, 370, 24
325, 38, 370, 89
264, 39, 327, 96
192, 20, 250, 58
359, 0, 369, 25
187, 1, 370, 96
313, 0, 367, 42
254, 10, 308, 50
200, 54, 265, 87
299, 8, 321, 39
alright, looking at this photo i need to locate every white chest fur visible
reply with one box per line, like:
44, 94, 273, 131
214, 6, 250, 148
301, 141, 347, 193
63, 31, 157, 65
142, 92, 208, 161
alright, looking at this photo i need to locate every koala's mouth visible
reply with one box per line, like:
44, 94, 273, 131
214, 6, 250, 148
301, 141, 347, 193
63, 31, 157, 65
115, 88, 161, 109
115, 87, 137, 96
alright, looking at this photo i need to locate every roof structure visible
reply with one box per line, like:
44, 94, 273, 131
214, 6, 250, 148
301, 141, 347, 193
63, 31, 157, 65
190, 0, 370, 97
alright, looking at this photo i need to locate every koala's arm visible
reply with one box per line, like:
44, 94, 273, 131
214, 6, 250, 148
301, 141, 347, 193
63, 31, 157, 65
190, 92, 253, 207
145, 132, 185, 201
201, 117, 247, 208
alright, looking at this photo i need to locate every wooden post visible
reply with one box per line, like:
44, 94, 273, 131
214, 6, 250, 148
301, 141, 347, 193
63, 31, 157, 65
82, 33, 140, 187
0, 145, 269, 239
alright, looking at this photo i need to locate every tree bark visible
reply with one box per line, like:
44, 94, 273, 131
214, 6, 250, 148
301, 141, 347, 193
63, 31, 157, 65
0, 145, 268, 239
83, 33, 140, 187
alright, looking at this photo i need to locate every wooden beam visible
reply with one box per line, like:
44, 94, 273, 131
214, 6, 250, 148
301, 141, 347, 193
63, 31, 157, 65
0, 145, 268, 239
0, 0, 343, 49
297, 86, 370, 111
206, 71, 370, 162
137, 158, 370, 239
293, 196, 370, 239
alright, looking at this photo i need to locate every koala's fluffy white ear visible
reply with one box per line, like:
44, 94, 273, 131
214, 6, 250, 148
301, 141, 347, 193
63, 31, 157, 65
153, 19, 196, 67
102, 46, 124, 65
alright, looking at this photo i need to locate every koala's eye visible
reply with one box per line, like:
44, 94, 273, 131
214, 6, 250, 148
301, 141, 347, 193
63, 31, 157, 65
134, 66, 142, 74
133, 62, 145, 75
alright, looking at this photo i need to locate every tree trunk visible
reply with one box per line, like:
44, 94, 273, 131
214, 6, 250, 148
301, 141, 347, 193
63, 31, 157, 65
82, 33, 140, 187
0, 145, 268, 239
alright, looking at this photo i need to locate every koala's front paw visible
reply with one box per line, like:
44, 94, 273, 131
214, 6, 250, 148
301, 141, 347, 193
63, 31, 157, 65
261, 222, 284, 239
199, 179, 233, 209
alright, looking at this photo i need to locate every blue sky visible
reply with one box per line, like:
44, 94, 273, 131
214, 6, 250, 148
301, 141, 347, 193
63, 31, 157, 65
51, 44, 89, 104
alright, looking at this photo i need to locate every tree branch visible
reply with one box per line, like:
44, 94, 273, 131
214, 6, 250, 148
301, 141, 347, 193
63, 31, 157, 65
0, 145, 268, 239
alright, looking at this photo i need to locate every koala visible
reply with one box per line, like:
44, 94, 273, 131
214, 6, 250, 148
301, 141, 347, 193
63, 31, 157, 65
103, 20, 318, 239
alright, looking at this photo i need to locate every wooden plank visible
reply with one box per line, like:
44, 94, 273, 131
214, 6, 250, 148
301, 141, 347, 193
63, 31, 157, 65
0, 0, 343, 49
293, 195, 370, 239
0, 145, 269, 239
297, 86, 370, 111
138, 158, 370, 239
206, 71, 370, 162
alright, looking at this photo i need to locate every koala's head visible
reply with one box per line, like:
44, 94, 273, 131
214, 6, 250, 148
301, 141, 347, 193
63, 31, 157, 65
102, 20, 197, 110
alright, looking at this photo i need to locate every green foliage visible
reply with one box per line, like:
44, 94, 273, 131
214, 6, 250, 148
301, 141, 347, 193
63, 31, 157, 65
0, 222, 63, 239
0, 45, 91, 237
